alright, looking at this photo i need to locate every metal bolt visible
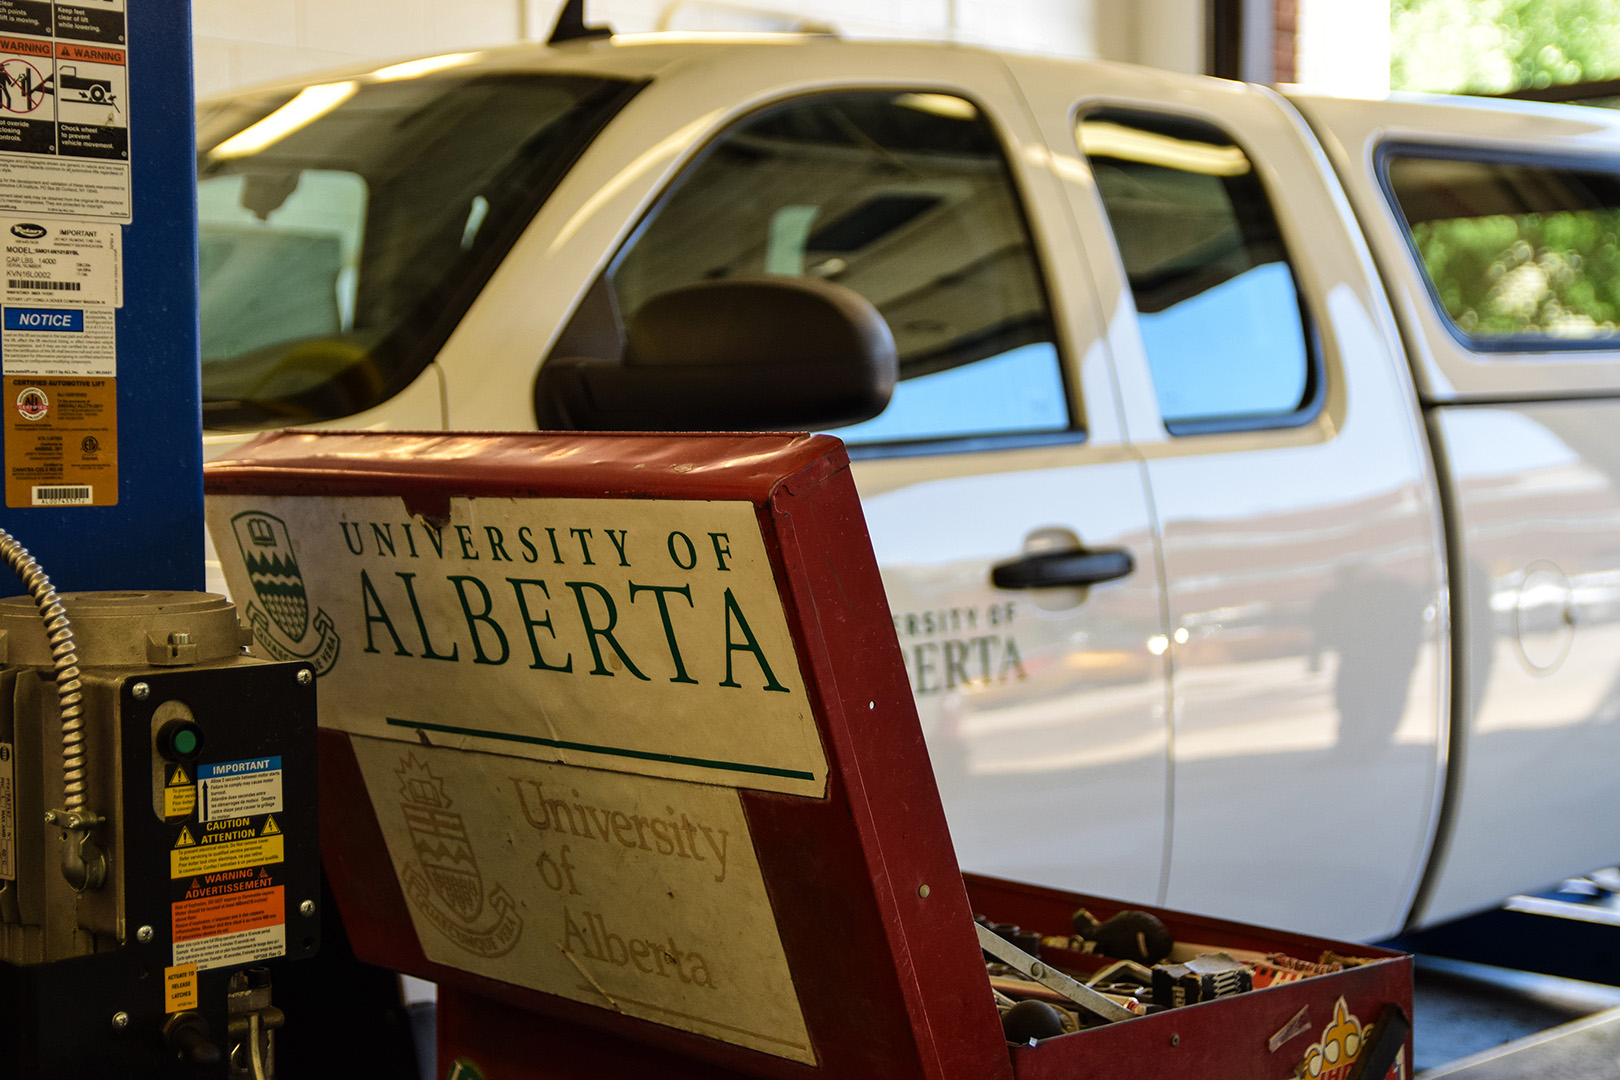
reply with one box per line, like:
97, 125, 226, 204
1170, 1034, 1181, 1048
168, 631, 191, 646
296, 669, 313, 686
1029, 962, 1045, 978
42, 810, 56, 825
917, 884, 931, 899
111, 1011, 130, 1032
131, 682, 150, 700
136, 925, 153, 943
299, 900, 315, 917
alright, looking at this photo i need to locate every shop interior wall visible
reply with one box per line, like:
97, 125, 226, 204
190, 0, 1209, 98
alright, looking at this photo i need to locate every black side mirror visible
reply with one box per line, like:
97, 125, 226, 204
534, 276, 897, 431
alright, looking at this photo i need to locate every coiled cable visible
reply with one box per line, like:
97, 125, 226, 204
0, 526, 86, 811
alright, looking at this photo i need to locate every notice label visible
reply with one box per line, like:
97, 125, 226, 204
198, 757, 283, 822
1, 217, 122, 309
164, 963, 198, 1012
3, 375, 115, 507
172, 922, 285, 973
2, 304, 114, 376
0, 741, 12, 880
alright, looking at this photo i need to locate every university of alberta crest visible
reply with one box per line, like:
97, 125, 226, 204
230, 511, 340, 674
396, 754, 522, 958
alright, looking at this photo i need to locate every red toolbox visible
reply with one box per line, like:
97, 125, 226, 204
205, 430, 1412, 1080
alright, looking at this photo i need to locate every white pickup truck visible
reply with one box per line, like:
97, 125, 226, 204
196, 30, 1620, 942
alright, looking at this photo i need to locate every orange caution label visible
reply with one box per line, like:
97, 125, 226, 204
171, 885, 286, 972
164, 963, 198, 1013
173, 883, 283, 945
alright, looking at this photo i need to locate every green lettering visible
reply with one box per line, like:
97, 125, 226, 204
450, 575, 509, 665
359, 570, 412, 656
719, 588, 788, 692
398, 572, 458, 661
507, 578, 573, 672
565, 582, 649, 680
628, 582, 698, 684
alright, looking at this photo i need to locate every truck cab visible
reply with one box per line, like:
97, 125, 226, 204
196, 36, 1620, 941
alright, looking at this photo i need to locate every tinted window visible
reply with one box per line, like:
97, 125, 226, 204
592, 91, 1069, 446
1079, 111, 1316, 432
196, 73, 637, 429
1385, 152, 1620, 347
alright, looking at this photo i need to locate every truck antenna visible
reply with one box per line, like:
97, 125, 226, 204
549, 0, 613, 43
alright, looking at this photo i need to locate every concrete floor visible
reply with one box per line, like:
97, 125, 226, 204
1413, 955, 1620, 1075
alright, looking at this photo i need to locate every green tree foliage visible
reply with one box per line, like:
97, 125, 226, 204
1412, 210, 1620, 340
1391, 0, 1620, 94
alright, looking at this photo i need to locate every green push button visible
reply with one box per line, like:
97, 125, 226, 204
157, 719, 204, 762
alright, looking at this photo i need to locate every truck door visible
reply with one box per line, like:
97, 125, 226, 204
1009, 60, 1450, 940
536, 60, 1171, 903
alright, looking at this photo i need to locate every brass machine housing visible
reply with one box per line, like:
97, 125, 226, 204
0, 591, 319, 1078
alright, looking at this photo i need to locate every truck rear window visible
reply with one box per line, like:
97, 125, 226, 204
196, 72, 639, 429
1384, 151, 1620, 349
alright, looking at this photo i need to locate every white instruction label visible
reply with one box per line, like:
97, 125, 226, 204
1, 218, 121, 307
0, 741, 13, 880
197, 757, 283, 822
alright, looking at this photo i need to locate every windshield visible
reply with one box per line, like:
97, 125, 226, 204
197, 71, 639, 429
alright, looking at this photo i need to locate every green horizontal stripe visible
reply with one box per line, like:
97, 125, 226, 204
383, 717, 816, 782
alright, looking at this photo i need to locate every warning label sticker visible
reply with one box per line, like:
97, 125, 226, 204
172, 874, 285, 971
0, 741, 12, 881
198, 757, 283, 822
53, 2, 125, 48
2, 374, 115, 507
164, 763, 196, 819
53, 41, 125, 161
0, 21, 129, 219
170, 832, 284, 879
164, 963, 198, 1012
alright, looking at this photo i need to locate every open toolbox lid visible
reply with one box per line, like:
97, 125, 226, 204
204, 431, 1412, 1080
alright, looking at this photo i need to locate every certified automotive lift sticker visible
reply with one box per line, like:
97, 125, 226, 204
2, 374, 115, 507
206, 494, 830, 799
353, 739, 817, 1066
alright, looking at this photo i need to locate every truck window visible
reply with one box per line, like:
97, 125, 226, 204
195, 73, 640, 430
1383, 150, 1620, 348
589, 91, 1070, 449
1078, 110, 1317, 434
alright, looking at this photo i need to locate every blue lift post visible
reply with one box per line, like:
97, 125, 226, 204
0, 0, 200, 593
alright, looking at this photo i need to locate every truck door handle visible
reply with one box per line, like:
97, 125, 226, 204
991, 546, 1135, 590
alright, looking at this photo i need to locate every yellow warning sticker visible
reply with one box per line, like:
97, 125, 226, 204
164, 963, 198, 1013
165, 766, 196, 819
170, 835, 283, 879
260, 815, 280, 836
173, 826, 196, 848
